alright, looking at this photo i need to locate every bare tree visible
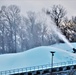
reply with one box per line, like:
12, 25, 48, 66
0, 12, 5, 53
46, 5, 66, 27
0, 5, 21, 53
8, 5, 21, 52
18, 16, 30, 51
71, 16, 76, 32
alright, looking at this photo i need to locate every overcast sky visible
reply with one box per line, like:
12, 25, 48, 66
0, 0, 76, 18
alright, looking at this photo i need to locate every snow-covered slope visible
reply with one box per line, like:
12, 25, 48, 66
51, 42, 76, 52
0, 43, 76, 72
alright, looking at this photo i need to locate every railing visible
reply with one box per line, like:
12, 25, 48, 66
0, 60, 76, 75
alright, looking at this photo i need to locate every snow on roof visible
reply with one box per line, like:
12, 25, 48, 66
0, 43, 76, 72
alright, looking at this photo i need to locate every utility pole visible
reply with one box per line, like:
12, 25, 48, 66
50, 51, 55, 75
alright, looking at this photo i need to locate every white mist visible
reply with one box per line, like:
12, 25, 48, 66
37, 11, 74, 49
47, 14, 74, 49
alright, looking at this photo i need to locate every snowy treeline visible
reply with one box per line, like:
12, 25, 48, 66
0, 5, 76, 54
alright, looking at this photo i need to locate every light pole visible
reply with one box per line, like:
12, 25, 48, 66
50, 51, 55, 75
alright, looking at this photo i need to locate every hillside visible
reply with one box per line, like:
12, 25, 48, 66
0, 43, 76, 72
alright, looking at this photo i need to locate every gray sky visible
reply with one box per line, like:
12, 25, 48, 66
0, 0, 76, 18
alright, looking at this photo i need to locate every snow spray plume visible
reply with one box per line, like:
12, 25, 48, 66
37, 11, 74, 49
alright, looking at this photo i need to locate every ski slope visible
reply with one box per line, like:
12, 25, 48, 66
0, 43, 76, 72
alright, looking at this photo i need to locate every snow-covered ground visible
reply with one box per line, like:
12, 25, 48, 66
0, 43, 76, 73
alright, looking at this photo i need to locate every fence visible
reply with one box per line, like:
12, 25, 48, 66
0, 60, 76, 75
